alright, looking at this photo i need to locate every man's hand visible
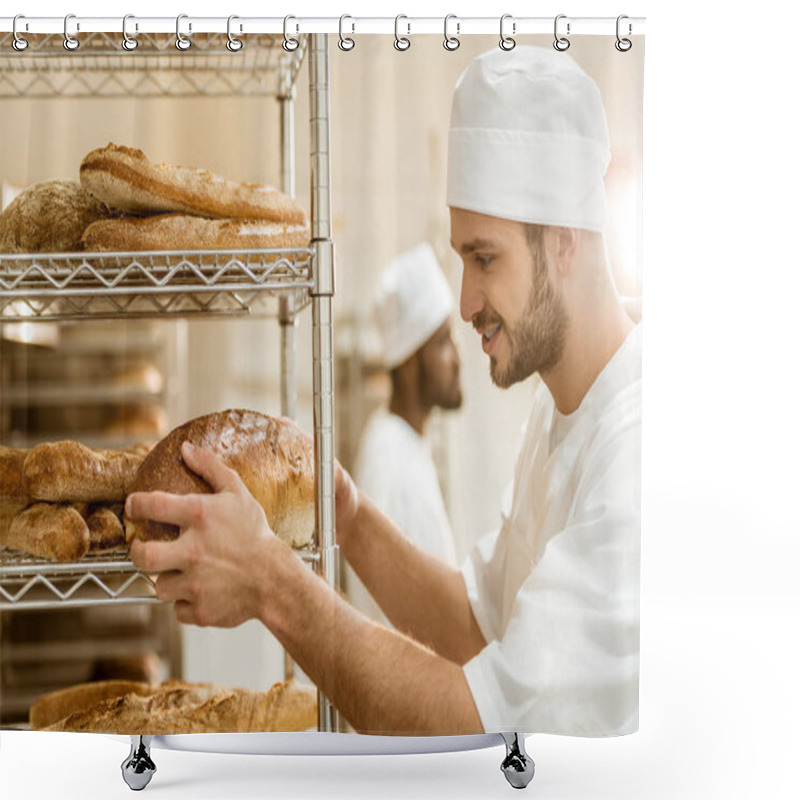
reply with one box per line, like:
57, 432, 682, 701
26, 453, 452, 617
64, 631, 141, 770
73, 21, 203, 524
126, 441, 279, 629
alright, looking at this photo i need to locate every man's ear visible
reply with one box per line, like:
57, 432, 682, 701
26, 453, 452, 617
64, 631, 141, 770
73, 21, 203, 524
546, 226, 580, 276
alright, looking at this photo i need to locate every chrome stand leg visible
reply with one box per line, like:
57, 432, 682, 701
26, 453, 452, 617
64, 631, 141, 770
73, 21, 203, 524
121, 735, 156, 791
500, 732, 535, 789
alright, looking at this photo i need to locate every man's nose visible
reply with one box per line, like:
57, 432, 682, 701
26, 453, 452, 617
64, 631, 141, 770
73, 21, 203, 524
460, 268, 483, 323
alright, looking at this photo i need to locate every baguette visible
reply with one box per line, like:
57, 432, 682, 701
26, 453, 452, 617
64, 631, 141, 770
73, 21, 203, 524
80, 143, 308, 225
124, 410, 315, 550
81, 213, 310, 253
23, 441, 145, 503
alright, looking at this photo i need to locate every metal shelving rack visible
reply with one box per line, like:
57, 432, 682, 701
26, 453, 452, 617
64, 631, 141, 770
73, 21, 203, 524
0, 30, 339, 735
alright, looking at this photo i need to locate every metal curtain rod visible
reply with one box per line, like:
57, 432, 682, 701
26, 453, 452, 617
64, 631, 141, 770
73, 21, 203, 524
0, 16, 646, 36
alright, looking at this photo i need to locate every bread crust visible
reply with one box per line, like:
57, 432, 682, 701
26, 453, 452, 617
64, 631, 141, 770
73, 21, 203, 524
6, 502, 90, 562
0, 179, 111, 253
124, 410, 315, 550
32, 679, 317, 734
80, 143, 308, 225
81, 213, 310, 252
83, 504, 126, 553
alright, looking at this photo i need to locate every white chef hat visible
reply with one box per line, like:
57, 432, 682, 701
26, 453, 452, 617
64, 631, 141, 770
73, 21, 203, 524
375, 243, 454, 370
447, 46, 611, 232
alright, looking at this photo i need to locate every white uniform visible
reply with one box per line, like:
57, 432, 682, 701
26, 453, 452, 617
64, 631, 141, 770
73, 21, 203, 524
347, 410, 459, 625
462, 325, 642, 736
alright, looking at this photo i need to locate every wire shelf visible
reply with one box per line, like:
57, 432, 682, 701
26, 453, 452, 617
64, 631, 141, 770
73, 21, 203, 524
0, 545, 319, 610
0, 549, 158, 609
0, 32, 308, 98
0, 248, 314, 321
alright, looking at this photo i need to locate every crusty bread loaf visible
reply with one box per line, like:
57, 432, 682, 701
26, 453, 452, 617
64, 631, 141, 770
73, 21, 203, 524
80, 143, 308, 225
83, 504, 126, 553
23, 441, 145, 503
0, 179, 111, 253
0, 446, 29, 537
5, 502, 90, 562
124, 410, 315, 550
29, 679, 155, 730
33, 679, 317, 734
81, 213, 310, 253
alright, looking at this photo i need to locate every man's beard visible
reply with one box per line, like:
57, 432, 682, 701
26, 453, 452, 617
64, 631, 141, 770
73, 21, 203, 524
475, 256, 568, 389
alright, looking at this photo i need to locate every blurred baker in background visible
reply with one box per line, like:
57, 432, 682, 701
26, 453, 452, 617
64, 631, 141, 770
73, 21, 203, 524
346, 243, 462, 624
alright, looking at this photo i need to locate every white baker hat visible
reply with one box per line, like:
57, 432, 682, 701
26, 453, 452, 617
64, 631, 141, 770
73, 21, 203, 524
375, 243, 454, 370
447, 46, 611, 232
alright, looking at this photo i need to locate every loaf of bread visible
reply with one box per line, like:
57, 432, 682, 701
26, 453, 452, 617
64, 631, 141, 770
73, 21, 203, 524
124, 410, 315, 550
23, 441, 146, 503
80, 143, 308, 225
0, 179, 111, 253
31, 679, 317, 734
81, 213, 311, 253
5, 502, 90, 562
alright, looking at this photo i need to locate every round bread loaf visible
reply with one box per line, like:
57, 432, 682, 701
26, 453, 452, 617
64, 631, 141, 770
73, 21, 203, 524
80, 143, 308, 224
81, 213, 310, 252
0, 179, 111, 253
124, 409, 315, 550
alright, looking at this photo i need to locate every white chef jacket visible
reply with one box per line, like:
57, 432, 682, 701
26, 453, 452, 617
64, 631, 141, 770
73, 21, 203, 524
462, 324, 642, 736
347, 410, 459, 625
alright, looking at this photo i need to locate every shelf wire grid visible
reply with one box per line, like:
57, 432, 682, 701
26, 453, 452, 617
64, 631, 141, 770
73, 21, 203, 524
0, 549, 158, 609
0, 546, 320, 610
0, 248, 314, 321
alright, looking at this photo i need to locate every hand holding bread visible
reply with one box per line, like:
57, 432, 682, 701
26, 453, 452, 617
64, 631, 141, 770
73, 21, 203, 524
127, 438, 288, 628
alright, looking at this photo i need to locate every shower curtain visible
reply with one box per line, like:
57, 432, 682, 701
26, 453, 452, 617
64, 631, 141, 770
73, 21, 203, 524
0, 21, 644, 745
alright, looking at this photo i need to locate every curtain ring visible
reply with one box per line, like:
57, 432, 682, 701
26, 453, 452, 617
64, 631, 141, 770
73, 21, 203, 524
227, 15, 243, 52
12, 15, 28, 52
338, 14, 355, 51
554, 14, 570, 51
615, 15, 632, 52
499, 14, 515, 51
443, 14, 460, 51
63, 13, 79, 51
394, 15, 410, 51
122, 14, 138, 51
283, 15, 299, 52
175, 14, 191, 50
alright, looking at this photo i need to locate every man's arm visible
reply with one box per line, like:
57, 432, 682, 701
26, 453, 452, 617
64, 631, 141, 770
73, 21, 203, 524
337, 484, 486, 666
128, 442, 484, 735
259, 534, 483, 734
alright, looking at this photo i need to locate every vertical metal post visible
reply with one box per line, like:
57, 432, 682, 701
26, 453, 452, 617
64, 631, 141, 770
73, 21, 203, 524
309, 32, 339, 734
278, 51, 298, 685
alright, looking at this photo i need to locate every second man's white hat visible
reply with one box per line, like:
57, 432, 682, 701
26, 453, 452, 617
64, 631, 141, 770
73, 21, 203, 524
375, 243, 454, 370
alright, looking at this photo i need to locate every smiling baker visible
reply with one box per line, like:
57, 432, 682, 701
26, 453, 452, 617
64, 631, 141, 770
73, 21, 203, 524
127, 46, 641, 743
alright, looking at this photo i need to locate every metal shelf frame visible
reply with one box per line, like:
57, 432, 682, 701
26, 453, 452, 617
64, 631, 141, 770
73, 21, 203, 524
0, 248, 314, 321
0, 32, 339, 732
0, 547, 320, 611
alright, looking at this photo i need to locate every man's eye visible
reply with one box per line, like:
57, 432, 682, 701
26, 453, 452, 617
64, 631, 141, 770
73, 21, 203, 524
476, 255, 493, 268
